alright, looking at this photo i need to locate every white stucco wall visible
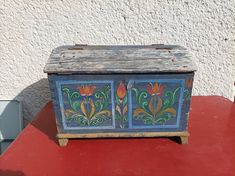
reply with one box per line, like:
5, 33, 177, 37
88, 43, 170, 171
0, 0, 234, 124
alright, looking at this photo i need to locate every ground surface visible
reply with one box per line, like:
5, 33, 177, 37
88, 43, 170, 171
0, 96, 235, 176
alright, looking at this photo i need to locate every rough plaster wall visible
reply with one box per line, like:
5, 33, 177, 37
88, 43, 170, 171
0, 0, 234, 123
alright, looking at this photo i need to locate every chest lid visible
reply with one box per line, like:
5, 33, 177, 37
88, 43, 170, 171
44, 44, 197, 74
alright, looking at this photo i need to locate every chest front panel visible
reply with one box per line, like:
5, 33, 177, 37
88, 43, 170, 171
49, 73, 194, 134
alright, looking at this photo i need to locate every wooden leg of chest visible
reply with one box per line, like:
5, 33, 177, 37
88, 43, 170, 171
180, 136, 188, 144
58, 138, 69, 147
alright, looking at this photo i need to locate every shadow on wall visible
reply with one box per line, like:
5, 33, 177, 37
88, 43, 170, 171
15, 78, 51, 126
0, 78, 59, 148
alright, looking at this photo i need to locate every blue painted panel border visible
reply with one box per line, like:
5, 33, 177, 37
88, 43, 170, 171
128, 79, 185, 129
56, 80, 115, 130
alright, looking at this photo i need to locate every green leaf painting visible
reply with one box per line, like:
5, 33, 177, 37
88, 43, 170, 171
132, 82, 180, 125
62, 84, 112, 127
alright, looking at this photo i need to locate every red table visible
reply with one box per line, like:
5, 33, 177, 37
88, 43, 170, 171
0, 96, 235, 176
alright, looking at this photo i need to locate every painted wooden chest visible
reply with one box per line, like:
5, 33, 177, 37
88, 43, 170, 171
44, 44, 197, 146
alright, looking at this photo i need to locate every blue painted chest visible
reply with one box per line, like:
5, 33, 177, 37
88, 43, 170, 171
44, 44, 197, 146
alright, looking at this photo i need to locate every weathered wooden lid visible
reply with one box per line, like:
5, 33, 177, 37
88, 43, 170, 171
44, 44, 197, 74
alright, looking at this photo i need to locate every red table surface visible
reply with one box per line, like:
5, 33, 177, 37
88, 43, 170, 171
0, 96, 235, 176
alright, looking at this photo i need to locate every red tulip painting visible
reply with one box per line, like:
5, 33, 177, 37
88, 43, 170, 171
78, 85, 95, 96
115, 82, 128, 128
146, 83, 164, 96
117, 81, 127, 100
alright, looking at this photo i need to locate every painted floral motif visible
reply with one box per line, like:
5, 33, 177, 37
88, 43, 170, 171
78, 85, 95, 96
132, 82, 179, 125
146, 83, 165, 96
62, 84, 112, 127
115, 82, 128, 128
184, 78, 193, 101
185, 78, 193, 89
117, 82, 126, 100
